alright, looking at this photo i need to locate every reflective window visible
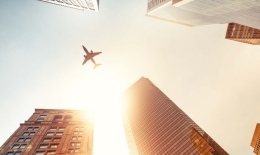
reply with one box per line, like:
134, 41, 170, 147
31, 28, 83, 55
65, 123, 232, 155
37, 118, 44, 121
12, 145, 19, 149
39, 144, 48, 148
6, 152, 13, 155
53, 138, 61, 142
40, 115, 47, 118
34, 127, 39, 130
50, 127, 56, 130
76, 142, 81, 146
23, 132, 29, 136
29, 132, 35, 136
75, 148, 80, 152
43, 138, 51, 142
72, 136, 77, 140
73, 131, 78, 135
27, 127, 33, 130
14, 152, 21, 155
64, 115, 72, 121
50, 144, 58, 148
59, 127, 65, 130
46, 132, 54, 136
70, 142, 75, 146
56, 132, 63, 136
78, 136, 82, 140
53, 115, 63, 121
46, 151, 56, 155
20, 144, 26, 149
17, 138, 24, 142
25, 138, 31, 142
35, 152, 44, 155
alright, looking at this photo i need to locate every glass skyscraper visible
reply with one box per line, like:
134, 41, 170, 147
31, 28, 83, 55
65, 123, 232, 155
122, 77, 228, 155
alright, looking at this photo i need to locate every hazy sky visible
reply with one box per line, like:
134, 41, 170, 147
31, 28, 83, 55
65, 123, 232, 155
1, 0, 260, 154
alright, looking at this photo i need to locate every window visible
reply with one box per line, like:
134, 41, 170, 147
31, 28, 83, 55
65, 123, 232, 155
43, 138, 51, 142
46, 151, 55, 155
75, 127, 79, 130
12, 145, 19, 149
78, 136, 82, 140
37, 118, 44, 121
68, 149, 73, 153
46, 132, 54, 136
64, 115, 72, 121
53, 115, 63, 121
25, 138, 31, 142
28, 127, 39, 130
56, 132, 63, 136
17, 138, 24, 142
76, 142, 81, 146
29, 132, 35, 136
72, 136, 77, 140
27, 127, 33, 130
73, 131, 78, 135
14, 152, 21, 155
80, 127, 84, 130
34, 127, 39, 130
50, 144, 58, 148
40, 115, 47, 118
70, 142, 75, 146
39, 144, 48, 149
6, 152, 13, 155
75, 148, 80, 153
23, 132, 29, 136
50, 127, 56, 130
35, 152, 44, 155
79, 131, 83, 134
58, 127, 65, 130
20, 144, 26, 149
53, 138, 61, 142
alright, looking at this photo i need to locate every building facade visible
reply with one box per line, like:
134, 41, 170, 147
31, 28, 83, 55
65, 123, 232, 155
0, 109, 94, 155
251, 123, 260, 154
38, 0, 99, 12
146, 0, 260, 29
226, 23, 260, 45
122, 77, 228, 155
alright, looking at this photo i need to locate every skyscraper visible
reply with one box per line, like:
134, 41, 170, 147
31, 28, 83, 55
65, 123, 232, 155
146, 0, 260, 29
225, 23, 260, 45
251, 123, 260, 154
38, 0, 99, 12
121, 77, 228, 155
0, 109, 94, 155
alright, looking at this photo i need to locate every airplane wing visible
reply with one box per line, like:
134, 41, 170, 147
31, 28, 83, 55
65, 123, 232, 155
94, 52, 102, 55
82, 57, 90, 65
82, 45, 89, 54
90, 58, 96, 65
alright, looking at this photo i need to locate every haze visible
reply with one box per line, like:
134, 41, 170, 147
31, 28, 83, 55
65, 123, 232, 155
1, 0, 260, 154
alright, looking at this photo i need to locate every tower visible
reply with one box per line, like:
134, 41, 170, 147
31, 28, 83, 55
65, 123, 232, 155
0, 109, 94, 155
251, 123, 260, 154
121, 77, 228, 155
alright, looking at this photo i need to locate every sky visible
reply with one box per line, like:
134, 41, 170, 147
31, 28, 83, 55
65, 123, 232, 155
1, 0, 260, 154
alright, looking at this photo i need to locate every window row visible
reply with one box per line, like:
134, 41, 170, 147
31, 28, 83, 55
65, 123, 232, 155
17, 138, 31, 142
49, 127, 65, 131
35, 150, 55, 155
70, 142, 81, 147
42, 111, 73, 114
53, 115, 72, 121
43, 138, 61, 142
68, 148, 80, 153
72, 136, 82, 140
27, 127, 39, 130
46, 132, 63, 136
23, 132, 35, 136
73, 131, 83, 135
75, 127, 84, 130
6, 152, 21, 155
12, 144, 26, 150
39, 143, 59, 149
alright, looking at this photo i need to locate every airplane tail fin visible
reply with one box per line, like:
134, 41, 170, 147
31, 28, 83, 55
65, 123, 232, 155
94, 64, 101, 69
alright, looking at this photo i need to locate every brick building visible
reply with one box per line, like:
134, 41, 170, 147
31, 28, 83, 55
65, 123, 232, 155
0, 109, 94, 155
251, 123, 260, 154
121, 77, 228, 155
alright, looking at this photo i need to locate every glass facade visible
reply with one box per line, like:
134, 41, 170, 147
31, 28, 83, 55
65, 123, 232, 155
122, 77, 228, 155
146, 0, 260, 29
38, 0, 99, 12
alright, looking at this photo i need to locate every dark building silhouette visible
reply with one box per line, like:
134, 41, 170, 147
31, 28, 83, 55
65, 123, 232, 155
251, 123, 260, 154
226, 23, 260, 45
122, 77, 228, 155
0, 109, 94, 155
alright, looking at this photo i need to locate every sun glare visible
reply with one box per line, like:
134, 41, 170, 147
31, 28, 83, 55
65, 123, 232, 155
69, 69, 129, 155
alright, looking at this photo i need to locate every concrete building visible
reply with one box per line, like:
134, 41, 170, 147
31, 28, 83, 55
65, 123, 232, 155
38, 0, 99, 12
251, 123, 260, 154
0, 109, 94, 155
122, 77, 228, 155
226, 23, 260, 45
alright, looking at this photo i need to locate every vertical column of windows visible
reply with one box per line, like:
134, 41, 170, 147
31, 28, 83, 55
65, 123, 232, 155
68, 127, 84, 153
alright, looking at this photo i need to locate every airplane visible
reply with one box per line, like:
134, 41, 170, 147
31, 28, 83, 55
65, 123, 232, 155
82, 45, 102, 69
